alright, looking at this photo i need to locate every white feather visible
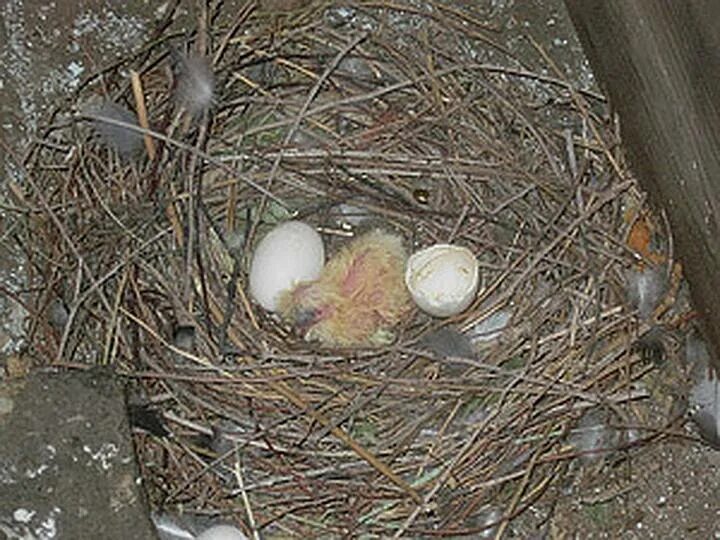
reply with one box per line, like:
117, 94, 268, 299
467, 309, 511, 344
174, 53, 215, 116
625, 266, 665, 319
687, 335, 720, 447
151, 513, 195, 540
196, 525, 248, 540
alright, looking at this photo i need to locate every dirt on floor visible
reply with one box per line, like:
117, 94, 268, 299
550, 441, 720, 538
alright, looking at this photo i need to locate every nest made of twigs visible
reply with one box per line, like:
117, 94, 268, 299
13, 2, 687, 537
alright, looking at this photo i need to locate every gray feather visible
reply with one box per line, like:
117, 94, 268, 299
419, 327, 475, 358
174, 52, 215, 116
91, 101, 144, 159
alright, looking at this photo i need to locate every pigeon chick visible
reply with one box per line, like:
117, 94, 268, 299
279, 230, 412, 347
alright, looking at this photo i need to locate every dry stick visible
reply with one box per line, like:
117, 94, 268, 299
130, 70, 157, 160
268, 147, 530, 173
130, 63, 183, 245
564, 128, 578, 179
309, 358, 409, 443
198, 201, 259, 333
182, 114, 209, 319
233, 451, 261, 540
226, 179, 238, 232
181, 64, 212, 321
236, 459, 370, 494
121, 307, 237, 374
102, 259, 131, 364
213, 0, 257, 65
415, 398, 464, 480
195, 0, 208, 56
448, 201, 470, 243
59, 264, 84, 364
166, 184, 185, 246
476, 70, 563, 183
76, 158, 145, 243
366, 1, 509, 58
183, 3, 214, 291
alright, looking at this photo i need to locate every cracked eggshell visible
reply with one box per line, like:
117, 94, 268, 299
249, 221, 324, 312
405, 244, 479, 317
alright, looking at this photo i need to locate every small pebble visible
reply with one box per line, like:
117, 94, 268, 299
0, 396, 14, 415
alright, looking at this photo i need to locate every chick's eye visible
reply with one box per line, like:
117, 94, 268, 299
294, 307, 320, 327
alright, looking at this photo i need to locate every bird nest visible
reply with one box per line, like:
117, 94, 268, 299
13, 2, 688, 537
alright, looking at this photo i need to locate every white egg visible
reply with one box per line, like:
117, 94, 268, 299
405, 244, 479, 317
196, 524, 248, 540
249, 220, 324, 312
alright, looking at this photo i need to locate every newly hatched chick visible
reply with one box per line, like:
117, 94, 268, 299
279, 230, 411, 347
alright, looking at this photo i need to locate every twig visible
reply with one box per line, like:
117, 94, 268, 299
233, 451, 261, 540
130, 69, 157, 160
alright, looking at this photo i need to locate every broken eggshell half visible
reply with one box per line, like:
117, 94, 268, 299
405, 244, 479, 317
